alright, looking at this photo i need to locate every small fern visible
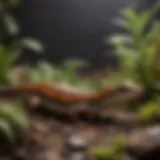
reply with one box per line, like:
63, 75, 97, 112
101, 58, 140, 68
0, 100, 30, 148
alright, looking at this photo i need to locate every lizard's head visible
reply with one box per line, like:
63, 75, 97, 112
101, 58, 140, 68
110, 81, 144, 102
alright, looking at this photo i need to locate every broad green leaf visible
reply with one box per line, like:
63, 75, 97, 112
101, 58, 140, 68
21, 38, 44, 53
135, 4, 160, 38
120, 6, 138, 35
108, 34, 133, 45
0, 118, 14, 143
0, 102, 30, 132
29, 69, 42, 82
37, 61, 55, 81
3, 14, 20, 36
120, 5, 137, 21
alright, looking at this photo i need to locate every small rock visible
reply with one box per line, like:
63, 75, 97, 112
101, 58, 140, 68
122, 153, 136, 160
70, 152, 86, 160
66, 136, 87, 152
127, 125, 160, 156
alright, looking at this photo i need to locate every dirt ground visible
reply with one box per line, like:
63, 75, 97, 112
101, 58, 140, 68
6, 109, 160, 160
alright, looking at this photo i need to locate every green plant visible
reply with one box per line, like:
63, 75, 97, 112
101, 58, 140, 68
90, 136, 126, 160
0, 100, 30, 148
0, 0, 44, 84
137, 97, 160, 122
27, 59, 89, 83
26, 59, 102, 91
53, 58, 89, 84
27, 61, 56, 83
106, 2, 160, 93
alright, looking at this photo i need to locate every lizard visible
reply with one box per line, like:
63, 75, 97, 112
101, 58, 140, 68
0, 82, 144, 120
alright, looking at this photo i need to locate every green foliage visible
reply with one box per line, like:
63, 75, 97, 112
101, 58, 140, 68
27, 61, 56, 83
0, 45, 19, 84
0, 100, 30, 146
100, 72, 132, 88
3, 13, 20, 36
107, 2, 160, 89
91, 147, 120, 160
137, 98, 160, 122
0, 118, 15, 143
0, 0, 44, 84
20, 37, 44, 53
90, 136, 126, 160
53, 58, 89, 84
26, 60, 102, 91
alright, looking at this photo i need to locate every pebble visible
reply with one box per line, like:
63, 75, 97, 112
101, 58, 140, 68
127, 125, 160, 156
122, 153, 136, 160
66, 136, 87, 152
70, 152, 86, 160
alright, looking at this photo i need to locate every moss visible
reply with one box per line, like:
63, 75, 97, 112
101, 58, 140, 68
90, 136, 127, 160
137, 98, 160, 122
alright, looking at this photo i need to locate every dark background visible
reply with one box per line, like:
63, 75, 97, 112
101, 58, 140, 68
14, 0, 153, 70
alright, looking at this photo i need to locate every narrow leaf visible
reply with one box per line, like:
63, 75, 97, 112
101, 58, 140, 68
21, 38, 44, 53
3, 14, 20, 36
0, 118, 14, 143
108, 34, 133, 45
0, 102, 30, 132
